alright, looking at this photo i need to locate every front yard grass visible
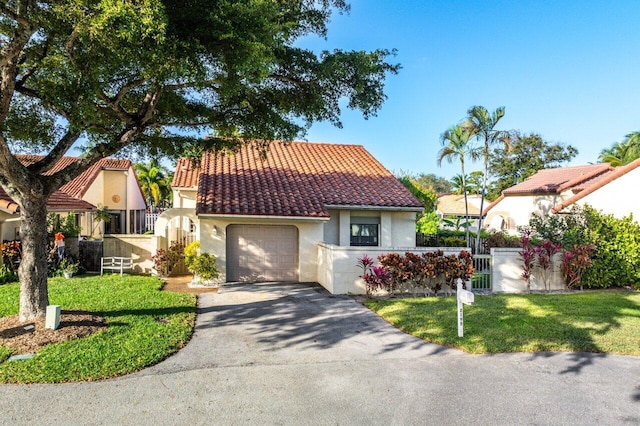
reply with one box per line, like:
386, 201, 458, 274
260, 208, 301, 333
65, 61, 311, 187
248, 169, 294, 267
365, 290, 640, 355
0, 274, 196, 383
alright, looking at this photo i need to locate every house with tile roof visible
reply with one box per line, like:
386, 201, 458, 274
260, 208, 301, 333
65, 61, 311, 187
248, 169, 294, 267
436, 193, 484, 232
483, 159, 640, 233
0, 156, 147, 240
162, 141, 425, 292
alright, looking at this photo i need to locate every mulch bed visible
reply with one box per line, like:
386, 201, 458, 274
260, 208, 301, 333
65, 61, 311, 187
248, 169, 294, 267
0, 311, 106, 355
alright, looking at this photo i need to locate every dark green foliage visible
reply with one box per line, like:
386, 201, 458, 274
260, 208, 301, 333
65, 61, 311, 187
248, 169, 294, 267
397, 175, 436, 212
441, 237, 467, 247
488, 132, 578, 199
413, 173, 453, 194
482, 231, 520, 250
529, 205, 640, 288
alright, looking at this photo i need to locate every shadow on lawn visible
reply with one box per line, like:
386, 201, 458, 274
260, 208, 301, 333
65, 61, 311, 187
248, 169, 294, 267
467, 291, 640, 373
195, 282, 452, 357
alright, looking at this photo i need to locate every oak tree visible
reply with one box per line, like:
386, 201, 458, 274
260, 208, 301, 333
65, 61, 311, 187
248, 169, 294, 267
0, 0, 399, 320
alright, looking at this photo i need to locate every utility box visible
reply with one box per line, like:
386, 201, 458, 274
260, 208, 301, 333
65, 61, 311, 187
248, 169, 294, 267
45, 305, 61, 330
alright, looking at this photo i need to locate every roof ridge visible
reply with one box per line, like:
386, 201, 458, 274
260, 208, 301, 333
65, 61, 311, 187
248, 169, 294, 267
552, 158, 640, 213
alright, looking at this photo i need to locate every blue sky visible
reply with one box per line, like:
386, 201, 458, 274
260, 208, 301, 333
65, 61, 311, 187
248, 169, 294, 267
299, 0, 640, 179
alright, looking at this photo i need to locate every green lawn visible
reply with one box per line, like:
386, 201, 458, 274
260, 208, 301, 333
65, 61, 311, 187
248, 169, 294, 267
0, 275, 196, 383
365, 290, 640, 355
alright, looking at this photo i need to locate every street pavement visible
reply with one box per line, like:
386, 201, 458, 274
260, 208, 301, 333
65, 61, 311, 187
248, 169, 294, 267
1, 282, 638, 425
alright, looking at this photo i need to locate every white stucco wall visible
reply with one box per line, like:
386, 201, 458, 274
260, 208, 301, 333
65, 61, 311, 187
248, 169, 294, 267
199, 216, 325, 283
324, 208, 417, 247
571, 167, 640, 220
491, 248, 564, 293
485, 193, 569, 232
126, 167, 147, 211
102, 234, 160, 274
317, 244, 469, 295
172, 189, 197, 209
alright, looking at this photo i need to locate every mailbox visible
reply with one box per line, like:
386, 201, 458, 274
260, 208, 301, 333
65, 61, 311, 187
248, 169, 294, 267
458, 289, 474, 305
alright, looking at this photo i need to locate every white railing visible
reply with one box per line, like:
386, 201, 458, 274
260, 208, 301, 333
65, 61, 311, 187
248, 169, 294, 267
145, 212, 159, 232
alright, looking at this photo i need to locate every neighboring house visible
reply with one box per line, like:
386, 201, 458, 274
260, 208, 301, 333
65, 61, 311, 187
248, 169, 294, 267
161, 141, 424, 289
0, 186, 95, 241
436, 193, 483, 232
0, 156, 147, 239
484, 159, 640, 232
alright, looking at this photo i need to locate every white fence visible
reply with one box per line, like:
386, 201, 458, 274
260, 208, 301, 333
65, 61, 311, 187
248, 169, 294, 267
317, 243, 469, 295
145, 212, 159, 232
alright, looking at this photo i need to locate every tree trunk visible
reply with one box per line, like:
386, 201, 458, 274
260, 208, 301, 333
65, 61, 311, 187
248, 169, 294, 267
18, 196, 50, 322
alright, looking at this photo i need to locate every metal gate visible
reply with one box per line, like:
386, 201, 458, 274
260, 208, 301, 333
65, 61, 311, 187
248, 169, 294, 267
472, 254, 491, 290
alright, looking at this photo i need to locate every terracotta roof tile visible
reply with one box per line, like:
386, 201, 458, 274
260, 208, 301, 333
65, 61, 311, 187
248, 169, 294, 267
503, 163, 612, 195
437, 194, 482, 216
552, 158, 640, 213
16, 155, 132, 199
194, 142, 424, 217
0, 186, 95, 214
172, 157, 200, 188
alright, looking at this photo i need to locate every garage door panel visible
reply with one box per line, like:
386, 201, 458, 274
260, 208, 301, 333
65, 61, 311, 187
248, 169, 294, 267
227, 225, 299, 282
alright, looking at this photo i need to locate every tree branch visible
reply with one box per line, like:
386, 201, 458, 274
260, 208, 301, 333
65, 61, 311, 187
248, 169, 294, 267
14, 85, 72, 121
26, 129, 82, 175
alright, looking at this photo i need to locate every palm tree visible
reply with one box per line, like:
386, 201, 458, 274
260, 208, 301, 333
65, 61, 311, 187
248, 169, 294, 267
437, 124, 479, 246
449, 172, 481, 195
598, 131, 640, 166
464, 105, 510, 253
134, 160, 173, 210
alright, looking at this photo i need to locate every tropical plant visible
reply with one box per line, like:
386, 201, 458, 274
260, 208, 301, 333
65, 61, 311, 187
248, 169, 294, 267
47, 213, 81, 237
58, 258, 79, 275
519, 229, 536, 292
535, 240, 561, 292
437, 125, 479, 247
92, 205, 113, 238
463, 106, 510, 253
134, 160, 173, 210
561, 244, 596, 291
598, 131, 640, 166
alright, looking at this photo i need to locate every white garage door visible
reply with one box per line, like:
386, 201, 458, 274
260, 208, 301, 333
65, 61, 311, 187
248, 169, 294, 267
226, 225, 299, 282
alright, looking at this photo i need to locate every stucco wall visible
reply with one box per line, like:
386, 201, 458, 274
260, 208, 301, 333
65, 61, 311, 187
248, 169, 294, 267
172, 189, 197, 209
491, 248, 564, 292
199, 216, 325, 283
317, 244, 468, 295
102, 234, 160, 274
126, 168, 147, 211
324, 209, 417, 247
573, 167, 640, 220
485, 193, 569, 232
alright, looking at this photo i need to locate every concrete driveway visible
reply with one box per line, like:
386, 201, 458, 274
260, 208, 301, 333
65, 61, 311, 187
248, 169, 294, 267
1, 282, 639, 425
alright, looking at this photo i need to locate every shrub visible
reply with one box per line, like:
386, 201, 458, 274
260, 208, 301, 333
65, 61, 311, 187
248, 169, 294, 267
441, 237, 467, 247
483, 231, 520, 251
530, 205, 640, 289
188, 252, 219, 281
152, 249, 170, 276
562, 244, 596, 290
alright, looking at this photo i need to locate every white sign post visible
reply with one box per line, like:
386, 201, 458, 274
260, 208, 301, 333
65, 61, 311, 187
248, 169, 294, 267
456, 278, 474, 337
